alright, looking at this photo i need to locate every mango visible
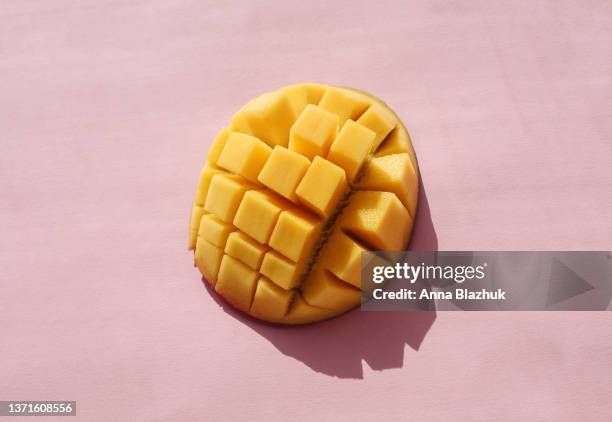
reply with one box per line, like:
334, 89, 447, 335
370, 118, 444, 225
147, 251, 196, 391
251, 277, 295, 320
207, 128, 231, 167
198, 213, 234, 247
326, 119, 375, 183
233, 190, 291, 244
217, 132, 272, 184
195, 238, 224, 286
357, 103, 396, 150
318, 87, 371, 127
229, 91, 295, 148
204, 174, 256, 223
289, 104, 339, 160
295, 156, 348, 218
268, 208, 322, 263
338, 190, 412, 251
215, 255, 259, 312
359, 153, 418, 218
259, 250, 306, 290
224, 231, 268, 270
257, 146, 310, 202
189, 83, 418, 324
301, 267, 362, 312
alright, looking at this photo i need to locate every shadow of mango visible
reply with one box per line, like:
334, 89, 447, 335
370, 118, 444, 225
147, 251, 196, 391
202, 176, 437, 378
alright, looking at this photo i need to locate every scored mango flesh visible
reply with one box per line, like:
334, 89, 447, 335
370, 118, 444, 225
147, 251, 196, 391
189, 83, 419, 324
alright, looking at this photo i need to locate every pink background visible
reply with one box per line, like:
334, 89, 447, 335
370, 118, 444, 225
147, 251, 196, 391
1, 1, 612, 420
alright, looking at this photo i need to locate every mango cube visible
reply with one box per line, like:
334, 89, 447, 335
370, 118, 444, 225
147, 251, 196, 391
338, 190, 412, 251
194, 166, 223, 206
195, 238, 224, 286
301, 268, 361, 312
198, 213, 234, 248
215, 255, 259, 312
232, 190, 291, 244
204, 174, 256, 223
224, 231, 268, 270
326, 120, 375, 182
207, 128, 231, 167
318, 87, 371, 127
257, 146, 310, 202
359, 153, 418, 217
318, 230, 367, 288
217, 132, 272, 184
269, 209, 322, 262
189, 83, 419, 324
357, 103, 396, 150
376, 126, 418, 170
296, 156, 348, 218
188, 205, 205, 250
260, 251, 304, 290
250, 277, 295, 321
288, 104, 339, 160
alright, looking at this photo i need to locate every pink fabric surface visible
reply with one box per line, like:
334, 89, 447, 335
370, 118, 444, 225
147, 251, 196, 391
1, 1, 611, 420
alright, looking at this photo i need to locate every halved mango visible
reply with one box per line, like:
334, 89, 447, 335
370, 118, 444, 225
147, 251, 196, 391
189, 83, 418, 324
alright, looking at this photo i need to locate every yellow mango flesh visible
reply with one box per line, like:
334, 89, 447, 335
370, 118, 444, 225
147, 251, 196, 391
318, 230, 367, 289
215, 255, 259, 312
257, 146, 310, 202
195, 238, 224, 286
206, 128, 230, 167
251, 277, 295, 320
318, 87, 371, 128
224, 231, 268, 270
326, 119, 375, 183
359, 153, 418, 218
259, 251, 306, 290
295, 156, 348, 218
194, 166, 223, 207
217, 132, 272, 184
232, 190, 291, 244
190, 83, 418, 324
268, 209, 322, 263
338, 190, 412, 251
289, 104, 339, 160
229, 91, 296, 148
301, 267, 362, 312
198, 213, 234, 247
204, 174, 256, 223
357, 103, 396, 150
188, 205, 205, 250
